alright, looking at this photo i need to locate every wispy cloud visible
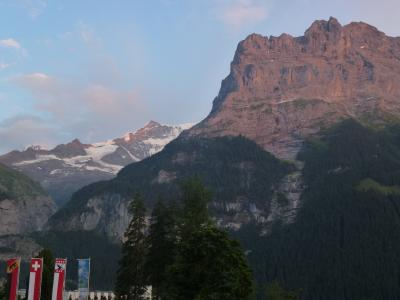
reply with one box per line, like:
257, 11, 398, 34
0, 115, 58, 152
76, 21, 101, 47
0, 61, 10, 70
0, 38, 27, 70
12, 72, 147, 144
20, 0, 47, 19
217, 0, 270, 29
0, 38, 21, 50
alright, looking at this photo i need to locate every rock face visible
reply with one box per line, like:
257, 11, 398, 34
0, 121, 192, 207
0, 235, 41, 260
188, 17, 400, 159
0, 196, 55, 235
49, 193, 130, 240
0, 163, 56, 236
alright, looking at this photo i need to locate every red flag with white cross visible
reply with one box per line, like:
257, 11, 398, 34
27, 258, 43, 300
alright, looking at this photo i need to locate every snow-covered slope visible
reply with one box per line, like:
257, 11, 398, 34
0, 121, 193, 207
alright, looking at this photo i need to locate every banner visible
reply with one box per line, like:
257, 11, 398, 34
27, 258, 43, 300
51, 258, 67, 300
78, 259, 90, 300
6, 258, 21, 300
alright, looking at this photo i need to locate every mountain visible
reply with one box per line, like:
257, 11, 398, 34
49, 17, 400, 239
47, 136, 295, 240
0, 121, 193, 207
187, 17, 400, 159
39, 18, 400, 298
0, 163, 55, 236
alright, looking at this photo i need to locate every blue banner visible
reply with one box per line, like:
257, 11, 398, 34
77, 259, 90, 300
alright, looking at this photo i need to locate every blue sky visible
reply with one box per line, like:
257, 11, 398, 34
0, 0, 399, 153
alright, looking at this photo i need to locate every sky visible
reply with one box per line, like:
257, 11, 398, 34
0, 0, 400, 153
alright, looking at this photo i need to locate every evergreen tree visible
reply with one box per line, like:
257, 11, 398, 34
145, 199, 177, 299
114, 178, 254, 300
178, 177, 212, 238
164, 225, 253, 300
115, 194, 148, 299
162, 178, 253, 299
37, 248, 55, 300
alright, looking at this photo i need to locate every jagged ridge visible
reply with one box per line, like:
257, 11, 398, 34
0, 121, 193, 206
188, 17, 400, 159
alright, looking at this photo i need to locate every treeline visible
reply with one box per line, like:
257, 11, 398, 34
115, 177, 254, 300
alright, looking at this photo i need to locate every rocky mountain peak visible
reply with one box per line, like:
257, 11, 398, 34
144, 120, 161, 128
305, 16, 342, 36
188, 18, 400, 160
132, 120, 162, 136
27, 145, 46, 151
52, 138, 88, 158
303, 17, 342, 52
70, 138, 83, 145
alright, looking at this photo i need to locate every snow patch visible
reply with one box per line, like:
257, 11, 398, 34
85, 143, 118, 162
123, 133, 132, 142
11, 121, 195, 175
119, 145, 140, 162
50, 169, 63, 175
14, 143, 122, 174
13, 154, 59, 166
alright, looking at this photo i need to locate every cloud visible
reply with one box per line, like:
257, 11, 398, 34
0, 38, 26, 71
0, 61, 10, 70
217, 0, 269, 28
20, 0, 47, 19
0, 38, 21, 50
76, 21, 101, 47
0, 115, 58, 152
12, 72, 147, 143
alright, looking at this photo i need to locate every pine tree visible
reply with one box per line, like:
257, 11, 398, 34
115, 193, 148, 299
37, 248, 55, 300
145, 199, 178, 299
165, 225, 254, 300
178, 177, 212, 238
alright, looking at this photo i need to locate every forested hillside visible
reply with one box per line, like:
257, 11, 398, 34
0, 163, 45, 200
242, 120, 400, 299
0, 164, 55, 236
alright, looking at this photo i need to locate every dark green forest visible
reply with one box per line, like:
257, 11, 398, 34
0, 163, 46, 200
241, 119, 400, 299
